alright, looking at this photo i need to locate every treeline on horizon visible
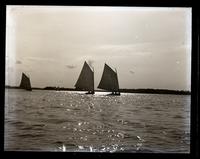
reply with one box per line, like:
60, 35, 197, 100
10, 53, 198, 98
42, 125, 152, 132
5, 85, 191, 95
119, 88, 191, 95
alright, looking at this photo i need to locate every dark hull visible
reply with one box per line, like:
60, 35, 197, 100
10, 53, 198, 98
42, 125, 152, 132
85, 91, 95, 95
107, 92, 120, 96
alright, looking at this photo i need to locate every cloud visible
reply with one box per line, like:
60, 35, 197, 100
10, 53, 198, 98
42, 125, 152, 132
26, 57, 56, 62
16, 60, 22, 64
130, 70, 135, 75
66, 65, 76, 69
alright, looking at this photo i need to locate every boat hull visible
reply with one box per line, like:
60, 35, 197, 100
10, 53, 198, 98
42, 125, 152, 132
107, 92, 120, 96
85, 91, 95, 95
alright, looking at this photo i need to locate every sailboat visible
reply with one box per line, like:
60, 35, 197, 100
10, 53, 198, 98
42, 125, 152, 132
19, 72, 32, 91
98, 63, 120, 95
75, 61, 94, 94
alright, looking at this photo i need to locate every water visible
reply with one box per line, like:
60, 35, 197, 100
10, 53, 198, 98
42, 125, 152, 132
4, 89, 190, 152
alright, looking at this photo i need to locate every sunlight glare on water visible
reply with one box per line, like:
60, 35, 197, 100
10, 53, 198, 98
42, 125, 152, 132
5, 89, 190, 153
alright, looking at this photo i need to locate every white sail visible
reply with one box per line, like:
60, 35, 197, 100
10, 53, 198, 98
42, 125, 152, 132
75, 61, 94, 92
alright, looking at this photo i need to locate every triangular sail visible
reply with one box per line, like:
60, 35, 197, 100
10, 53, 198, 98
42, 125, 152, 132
75, 61, 94, 91
98, 64, 119, 92
19, 73, 32, 91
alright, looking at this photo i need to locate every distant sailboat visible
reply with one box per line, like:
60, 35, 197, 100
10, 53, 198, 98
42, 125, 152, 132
98, 63, 120, 95
19, 72, 32, 91
75, 61, 94, 94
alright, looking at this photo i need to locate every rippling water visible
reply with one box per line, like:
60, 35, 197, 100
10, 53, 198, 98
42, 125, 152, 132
4, 89, 190, 152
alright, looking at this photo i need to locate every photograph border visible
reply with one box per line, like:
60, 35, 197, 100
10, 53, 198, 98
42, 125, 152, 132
0, 0, 199, 159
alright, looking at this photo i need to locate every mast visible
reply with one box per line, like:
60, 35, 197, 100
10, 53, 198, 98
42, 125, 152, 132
92, 66, 94, 93
115, 68, 120, 93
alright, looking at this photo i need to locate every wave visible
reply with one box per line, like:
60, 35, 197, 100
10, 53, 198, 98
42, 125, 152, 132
16, 133, 45, 138
43, 118, 67, 124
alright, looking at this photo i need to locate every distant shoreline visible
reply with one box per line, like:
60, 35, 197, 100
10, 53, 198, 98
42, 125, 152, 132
5, 85, 191, 95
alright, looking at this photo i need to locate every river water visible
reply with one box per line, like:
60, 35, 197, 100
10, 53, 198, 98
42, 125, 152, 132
4, 89, 190, 152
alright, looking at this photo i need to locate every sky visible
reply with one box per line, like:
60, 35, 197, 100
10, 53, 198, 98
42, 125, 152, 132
6, 6, 191, 90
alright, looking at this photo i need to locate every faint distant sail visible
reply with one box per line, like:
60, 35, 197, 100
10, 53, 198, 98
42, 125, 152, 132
98, 63, 120, 95
19, 73, 32, 91
75, 61, 94, 94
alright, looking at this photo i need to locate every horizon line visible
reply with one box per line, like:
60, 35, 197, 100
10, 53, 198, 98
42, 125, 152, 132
5, 85, 191, 92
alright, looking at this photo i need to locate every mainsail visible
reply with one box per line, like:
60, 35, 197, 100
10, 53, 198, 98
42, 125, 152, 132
98, 63, 120, 94
19, 72, 32, 91
75, 61, 94, 94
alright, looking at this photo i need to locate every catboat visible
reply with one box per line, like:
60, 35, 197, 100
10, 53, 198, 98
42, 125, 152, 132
75, 61, 94, 94
97, 63, 120, 96
19, 72, 32, 91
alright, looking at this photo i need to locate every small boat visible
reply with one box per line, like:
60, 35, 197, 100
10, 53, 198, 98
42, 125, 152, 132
97, 63, 120, 95
75, 61, 94, 94
19, 72, 32, 91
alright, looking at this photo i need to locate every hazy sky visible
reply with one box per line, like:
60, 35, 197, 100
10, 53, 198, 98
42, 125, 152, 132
6, 6, 191, 90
